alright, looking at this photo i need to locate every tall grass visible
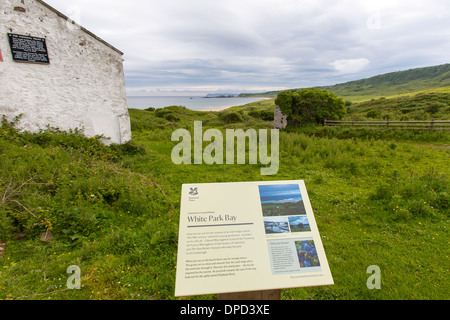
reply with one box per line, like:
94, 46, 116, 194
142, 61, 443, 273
0, 106, 448, 300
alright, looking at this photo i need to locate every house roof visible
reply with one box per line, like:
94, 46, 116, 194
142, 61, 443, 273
36, 0, 124, 55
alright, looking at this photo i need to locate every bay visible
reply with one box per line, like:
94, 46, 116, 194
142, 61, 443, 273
127, 96, 269, 111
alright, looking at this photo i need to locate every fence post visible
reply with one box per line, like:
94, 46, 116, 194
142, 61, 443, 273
430, 119, 435, 131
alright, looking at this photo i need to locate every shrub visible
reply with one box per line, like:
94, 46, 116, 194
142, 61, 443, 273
0, 117, 152, 242
248, 110, 274, 121
219, 111, 243, 124
154, 108, 180, 122
275, 88, 346, 125
367, 110, 380, 118
424, 103, 441, 114
155, 108, 173, 118
164, 113, 180, 122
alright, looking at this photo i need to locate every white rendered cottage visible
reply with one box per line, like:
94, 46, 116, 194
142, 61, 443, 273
0, 0, 131, 144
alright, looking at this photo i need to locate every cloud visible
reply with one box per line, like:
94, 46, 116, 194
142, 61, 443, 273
331, 58, 371, 74
43, 0, 450, 94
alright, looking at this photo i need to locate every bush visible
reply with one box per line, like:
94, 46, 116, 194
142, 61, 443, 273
155, 108, 180, 122
164, 113, 180, 122
248, 110, 274, 121
367, 110, 380, 118
424, 103, 441, 114
219, 111, 243, 124
0, 117, 153, 243
275, 88, 346, 126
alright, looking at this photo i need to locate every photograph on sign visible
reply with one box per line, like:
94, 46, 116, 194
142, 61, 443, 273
175, 180, 334, 297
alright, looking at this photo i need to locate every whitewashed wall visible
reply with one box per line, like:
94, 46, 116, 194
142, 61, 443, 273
0, 0, 131, 144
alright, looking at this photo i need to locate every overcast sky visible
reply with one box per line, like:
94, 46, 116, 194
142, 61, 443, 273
45, 0, 450, 96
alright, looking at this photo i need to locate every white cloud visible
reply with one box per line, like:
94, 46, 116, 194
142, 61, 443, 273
43, 0, 450, 94
331, 58, 371, 74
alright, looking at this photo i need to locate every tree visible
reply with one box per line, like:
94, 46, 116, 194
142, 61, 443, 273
275, 88, 346, 125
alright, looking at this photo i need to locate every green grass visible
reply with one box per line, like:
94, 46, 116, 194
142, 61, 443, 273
346, 92, 450, 121
0, 102, 448, 300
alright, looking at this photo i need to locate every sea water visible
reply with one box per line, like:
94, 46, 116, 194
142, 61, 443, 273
127, 96, 268, 111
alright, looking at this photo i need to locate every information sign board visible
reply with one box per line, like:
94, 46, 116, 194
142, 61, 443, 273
175, 180, 334, 297
8, 33, 50, 64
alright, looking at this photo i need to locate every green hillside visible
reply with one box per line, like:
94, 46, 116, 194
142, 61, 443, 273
240, 63, 450, 102
346, 91, 450, 121
322, 63, 450, 101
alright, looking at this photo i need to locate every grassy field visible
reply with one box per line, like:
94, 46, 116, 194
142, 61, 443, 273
0, 98, 448, 300
346, 92, 450, 120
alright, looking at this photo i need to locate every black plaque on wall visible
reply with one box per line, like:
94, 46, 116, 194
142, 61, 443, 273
8, 33, 50, 64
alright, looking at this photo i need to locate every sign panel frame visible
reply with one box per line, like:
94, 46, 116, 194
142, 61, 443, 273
175, 180, 334, 297
8, 33, 50, 64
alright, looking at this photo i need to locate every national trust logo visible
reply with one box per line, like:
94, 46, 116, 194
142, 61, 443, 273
188, 187, 200, 202
189, 187, 199, 196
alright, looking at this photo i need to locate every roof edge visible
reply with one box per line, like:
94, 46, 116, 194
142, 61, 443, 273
36, 0, 124, 55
